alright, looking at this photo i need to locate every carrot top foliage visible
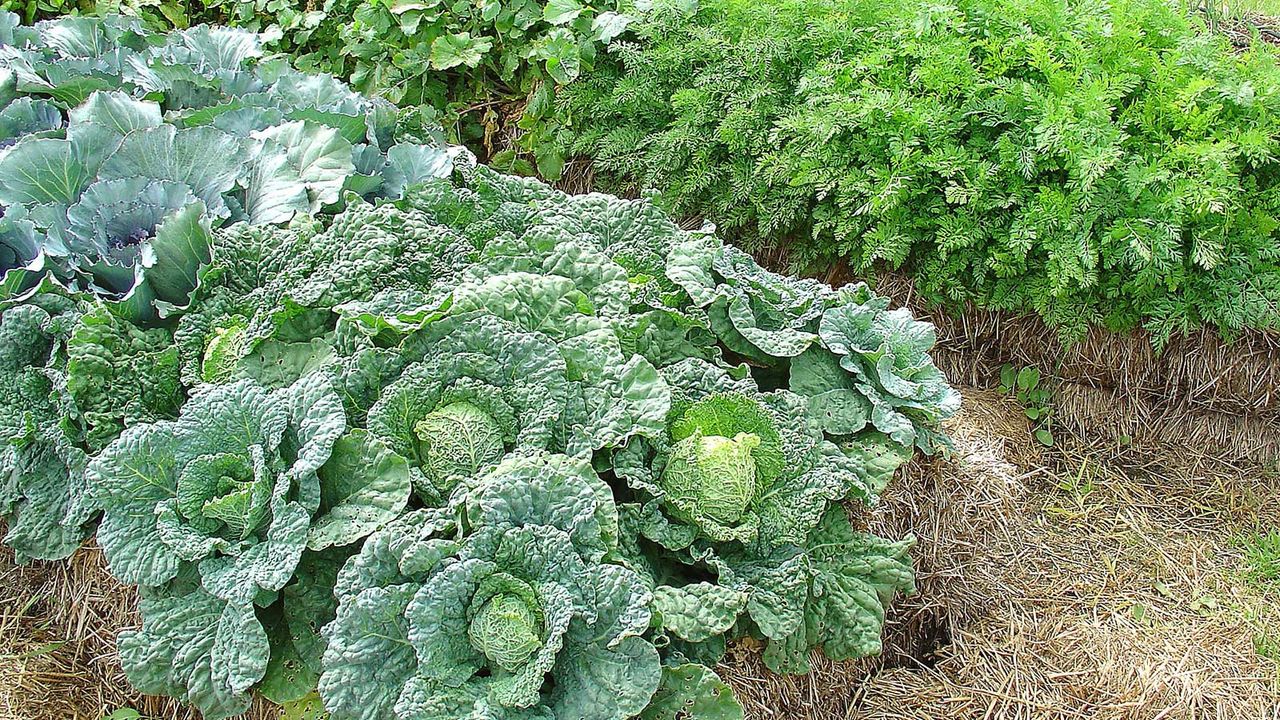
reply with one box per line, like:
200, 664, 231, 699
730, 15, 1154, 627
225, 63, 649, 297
552, 0, 1280, 346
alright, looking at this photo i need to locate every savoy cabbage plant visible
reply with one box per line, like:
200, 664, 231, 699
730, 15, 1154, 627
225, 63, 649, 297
320, 453, 660, 720
88, 372, 411, 716
0, 288, 95, 562
0, 16, 958, 720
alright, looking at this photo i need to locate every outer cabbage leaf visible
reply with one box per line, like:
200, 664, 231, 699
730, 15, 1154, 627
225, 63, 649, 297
788, 344, 872, 436
0, 135, 99, 207
382, 143, 456, 198
0, 294, 95, 562
307, 430, 412, 551
667, 239, 833, 361
253, 121, 355, 210
259, 548, 347, 704
449, 271, 605, 341
557, 326, 670, 456
68, 90, 162, 143
461, 453, 620, 563
640, 664, 743, 720
652, 582, 748, 643
710, 507, 915, 675
118, 578, 269, 720
0, 96, 62, 145
0, 204, 46, 304
530, 188, 686, 270
291, 199, 473, 309
1, 433, 90, 562
465, 229, 631, 321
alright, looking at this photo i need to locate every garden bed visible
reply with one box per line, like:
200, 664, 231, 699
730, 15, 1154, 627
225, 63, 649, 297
2, 6, 1278, 720
5, 389, 1276, 720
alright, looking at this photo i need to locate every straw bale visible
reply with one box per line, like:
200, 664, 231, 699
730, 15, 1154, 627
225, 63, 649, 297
719, 388, 1042, 717
825, 268, 1280, 466
866, 269, 1280, 408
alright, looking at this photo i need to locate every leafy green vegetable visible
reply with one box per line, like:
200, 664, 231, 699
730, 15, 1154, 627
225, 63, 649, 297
722, 506, 917, 674
0, 204, 46, 304
367, 312, 575, 497
320, 453, 661, 720
65, 304, 182, 451
87, 372, 407, 719
119, 577, 270, 720
640, 663, 743, 720
180, 0, 641, 178
0, 12, 456, 322
0, 290, 94, 562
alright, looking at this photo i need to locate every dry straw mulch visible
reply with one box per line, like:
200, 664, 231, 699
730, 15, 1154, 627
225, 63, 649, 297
0, 544, 278, 720
722, 389, 1280, 719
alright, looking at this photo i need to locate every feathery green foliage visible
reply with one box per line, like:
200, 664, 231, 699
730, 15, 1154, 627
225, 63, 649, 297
555, 0, 1280, 345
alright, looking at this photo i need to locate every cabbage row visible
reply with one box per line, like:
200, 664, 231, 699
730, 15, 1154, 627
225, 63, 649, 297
0, 15, 959, 720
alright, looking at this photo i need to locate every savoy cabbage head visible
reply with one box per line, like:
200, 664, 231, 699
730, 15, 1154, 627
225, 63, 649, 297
320, 453, 660, 720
